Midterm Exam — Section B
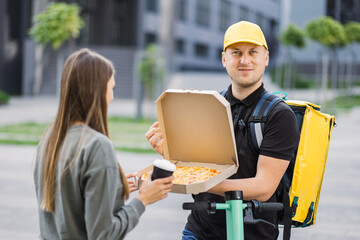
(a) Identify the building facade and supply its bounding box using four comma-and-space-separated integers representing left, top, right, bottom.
141, 0, 281, 71
0, 0, 282, 98
1, 0, 358, 98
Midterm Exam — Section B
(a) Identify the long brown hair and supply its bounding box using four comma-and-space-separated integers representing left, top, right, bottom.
41, 48, 129, 212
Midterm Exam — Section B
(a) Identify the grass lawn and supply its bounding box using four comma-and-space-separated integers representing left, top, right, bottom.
0, 117, 156, 154
1, 94, 359, 153
325, 94, 360, 115
332, 95, 360, 110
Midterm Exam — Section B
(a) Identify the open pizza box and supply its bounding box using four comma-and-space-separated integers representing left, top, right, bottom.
136, 89, 239, 194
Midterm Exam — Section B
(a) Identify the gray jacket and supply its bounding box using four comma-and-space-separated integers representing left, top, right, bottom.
34, 125, 145, 240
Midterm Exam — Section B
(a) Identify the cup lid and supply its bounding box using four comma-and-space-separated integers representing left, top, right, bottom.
153, 159, 176, 172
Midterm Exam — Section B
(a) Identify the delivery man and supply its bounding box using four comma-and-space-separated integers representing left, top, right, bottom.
146, 21, 299, 240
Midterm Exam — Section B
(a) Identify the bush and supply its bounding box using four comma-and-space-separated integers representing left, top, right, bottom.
270, 65, 316, 89
0, 91, 10, 105
294, 76, 316, 89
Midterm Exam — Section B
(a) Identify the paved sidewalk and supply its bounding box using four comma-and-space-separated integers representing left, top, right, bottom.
0, 72, 359, 239
1, 106, 359, 240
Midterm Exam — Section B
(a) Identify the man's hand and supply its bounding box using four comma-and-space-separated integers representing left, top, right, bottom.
126, 172, 138, 193
145, 121, 165, 155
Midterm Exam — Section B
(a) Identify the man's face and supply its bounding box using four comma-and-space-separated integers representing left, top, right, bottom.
222, 42, 269, 89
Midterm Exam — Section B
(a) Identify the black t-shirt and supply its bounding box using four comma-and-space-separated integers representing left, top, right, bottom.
185, 84, 299, 240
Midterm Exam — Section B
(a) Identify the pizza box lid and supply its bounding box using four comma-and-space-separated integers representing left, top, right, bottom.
156, 89, 238, 167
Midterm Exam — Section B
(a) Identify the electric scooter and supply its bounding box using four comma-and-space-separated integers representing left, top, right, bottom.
183, 190, 283, 240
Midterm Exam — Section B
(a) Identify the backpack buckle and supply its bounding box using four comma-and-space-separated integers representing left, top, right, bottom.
251, 116, 267, 123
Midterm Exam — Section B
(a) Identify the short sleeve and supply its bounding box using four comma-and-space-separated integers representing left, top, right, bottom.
259, 102, 300, 160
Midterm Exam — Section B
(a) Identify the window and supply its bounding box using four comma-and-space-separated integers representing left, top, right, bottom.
176, 39, 186, 54
219, 0, 231, 31
145, 33, 157, 47
269, 19, 277, 36
217, 47, 224, 60
196, 0, 210, 27
239, 6, 249, 21
146, 0, 158, 13
194, 43, 209, 57
327, 0, 360, 23
176, 0, 187, 21
256, 12, 264, 29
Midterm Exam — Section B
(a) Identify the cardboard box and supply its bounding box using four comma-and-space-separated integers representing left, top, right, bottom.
137, 89, 239, 194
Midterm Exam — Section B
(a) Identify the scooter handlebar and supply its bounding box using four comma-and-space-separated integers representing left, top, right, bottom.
260, 202, 284, 212
182, 202, 210, 211
246, 200, 283, 215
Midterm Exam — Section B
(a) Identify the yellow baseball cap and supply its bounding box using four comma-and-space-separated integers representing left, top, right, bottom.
223, 21, 268, 51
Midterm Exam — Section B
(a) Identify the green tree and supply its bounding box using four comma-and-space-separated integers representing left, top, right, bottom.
139, 44, 165, 99
279, 23, 306, 89
280, 24, 306, 48
29, 2, 84, 49
344, 22, 360, 95
306, 17, 346, 48
306, 16, 346, 109
28, 2, 84, 95
135, 44, 165, 120
345, 21, 360, 43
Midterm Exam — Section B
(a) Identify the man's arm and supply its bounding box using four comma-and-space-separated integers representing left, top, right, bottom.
146, 121, 291, 202
208, 154, 289, 202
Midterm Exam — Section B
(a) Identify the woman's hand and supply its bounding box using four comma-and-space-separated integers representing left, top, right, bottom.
136, 174, 173, 207
126, 172, 138, 193
145, 121, 165, 155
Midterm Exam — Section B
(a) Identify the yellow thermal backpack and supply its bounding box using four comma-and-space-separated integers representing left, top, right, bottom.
245, 91, 336, 240
285, 100, 335, 224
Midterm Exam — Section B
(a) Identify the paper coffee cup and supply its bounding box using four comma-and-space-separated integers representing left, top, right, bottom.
151, 159, 176, 180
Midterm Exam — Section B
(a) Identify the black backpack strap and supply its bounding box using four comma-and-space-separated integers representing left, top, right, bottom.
220, 90, 227, 98
248, 91, 283, 152
282, 186, 292, 240
248, 92, 289, 238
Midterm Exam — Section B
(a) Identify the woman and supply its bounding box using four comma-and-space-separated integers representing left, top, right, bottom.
34, 48, 173, 240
